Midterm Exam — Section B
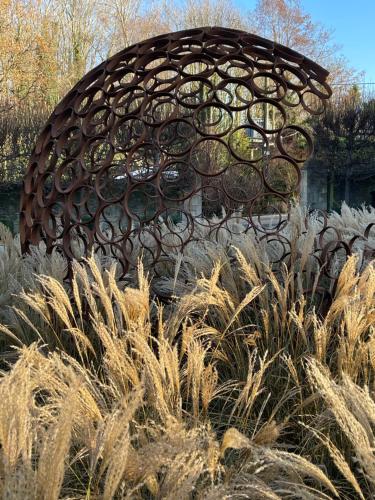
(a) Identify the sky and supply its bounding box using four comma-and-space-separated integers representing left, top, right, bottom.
235, 0, 375, 82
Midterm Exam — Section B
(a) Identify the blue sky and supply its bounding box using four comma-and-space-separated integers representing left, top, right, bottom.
236, 0, 375, 82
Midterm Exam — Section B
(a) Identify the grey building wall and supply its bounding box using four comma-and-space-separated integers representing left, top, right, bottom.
0, 184, 21, 233
303, 161, 375, 210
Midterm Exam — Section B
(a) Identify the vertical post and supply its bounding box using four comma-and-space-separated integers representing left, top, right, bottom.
300, 168, 308, 207
263, 76, 269, 130
185, 178, 202, 218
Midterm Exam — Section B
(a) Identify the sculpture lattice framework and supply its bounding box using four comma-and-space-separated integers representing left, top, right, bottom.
22, 26, 364, 290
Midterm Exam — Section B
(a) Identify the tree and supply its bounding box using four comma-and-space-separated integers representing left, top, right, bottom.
51, 0, 104, 86
0, 0, 58, 112
160, 0, 245, 32
311, 95, 375, 209
99, 0, 150, 55
0, 0, 61, 185
249, 0, 358, 84
0, 105, 48, 183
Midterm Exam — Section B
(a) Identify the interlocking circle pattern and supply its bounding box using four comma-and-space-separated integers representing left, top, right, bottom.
21, 27, 338, 280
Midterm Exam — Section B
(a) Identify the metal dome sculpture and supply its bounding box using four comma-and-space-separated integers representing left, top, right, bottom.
21, 27, 334, 279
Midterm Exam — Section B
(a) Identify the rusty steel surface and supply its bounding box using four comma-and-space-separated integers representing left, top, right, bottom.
20, 26, 372, 290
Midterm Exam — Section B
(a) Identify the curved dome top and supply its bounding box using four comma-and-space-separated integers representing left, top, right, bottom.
21, 26, 332, 278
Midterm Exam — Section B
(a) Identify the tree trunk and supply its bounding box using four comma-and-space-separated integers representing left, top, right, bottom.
327, 169, 334, 211
344, 170, 351, 206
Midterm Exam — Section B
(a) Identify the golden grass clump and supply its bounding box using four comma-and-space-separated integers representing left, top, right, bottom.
0, 204, 374, 498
